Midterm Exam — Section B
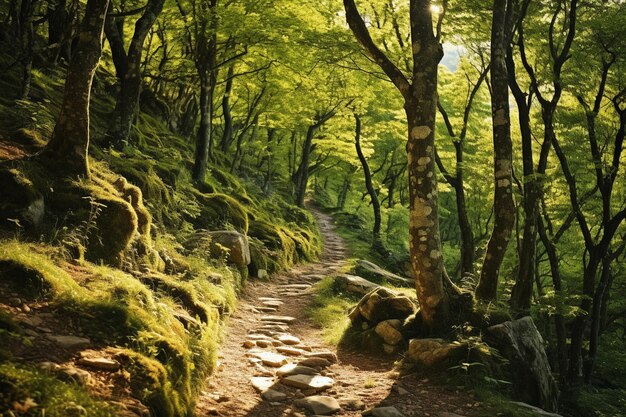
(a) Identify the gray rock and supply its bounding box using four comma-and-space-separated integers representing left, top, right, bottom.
510, 401, 563, 417
304, 351, 338, 363
277, 363, 319, 377
349, 287, 416, 325
277, 334, 300, 345
375, 320, 403, 345
250, 376, 275, 393
334, 274, 379, 296
364, 406, 406, 417
260, 315, 297, 323
0, 168, 45, 228
486, 317, 559, 412
353, 260, 412, 286
47, 335, 91, 348
299, 357, 332, 368
262, 389, 288, 401
294, 395, 341, 415
185, 230, 250, 268
276, 346, 305, 356
282, 374, 335, 391
77, 357, 120, 371
254, 351, 289, 367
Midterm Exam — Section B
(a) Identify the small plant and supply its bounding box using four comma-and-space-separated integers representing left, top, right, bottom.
363, 376, 377, 388
59, 196, 106, 260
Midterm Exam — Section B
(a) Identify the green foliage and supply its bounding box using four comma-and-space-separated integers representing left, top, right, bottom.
307, 277, 358, 345
0, 363, 117, 417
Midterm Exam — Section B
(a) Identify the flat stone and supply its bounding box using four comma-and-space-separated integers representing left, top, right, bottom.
364, 406, 406, 417
276, 346, 305, 356
255, 352, 289, 367
277, 364, 319, 377
259, 297, 282, 302
262, 300, 284, 308
305, 351, 337, 363
277, 334, 301, 345
262, 389, 288, 401
299, 357, 332, 368
261, 315, 297, 323
77, 357, 120, 372
260, 324, 290, 332
280, 292, 301, 297
257, 306, 278, 313
247, 333, 273, 340
282, 374, 335, 391
251, 376, 275, 393
19, 315, 43, 327
294, 344, 312, 352
243, 340, 256, 348
342, 398, 366, 411
510, 402, 564, 417
279, 284, 311, 289
47, 335, 90, 348
294, 395, 341, 415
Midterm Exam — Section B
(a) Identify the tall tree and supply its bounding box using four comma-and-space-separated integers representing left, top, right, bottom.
104, 0, 166, 147
475, 0, 516, 301
42, 0, 110, 177
344, 0, 460, 328
354, 113, 384, 253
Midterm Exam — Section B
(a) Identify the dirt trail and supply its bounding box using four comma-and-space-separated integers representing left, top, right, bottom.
194, 208, 488, 417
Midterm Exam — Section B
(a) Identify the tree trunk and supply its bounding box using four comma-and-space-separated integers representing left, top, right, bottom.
47, 0, 68, 63
337, 177, 350, 209
354, 114, 383, 252
294, 124, 315, 207
537, 217, 568, 386
453, 140, 475, 278
42, 0, 109, 177
19, 0, 34, 98
475, 0, 515, 301
344, 0, 453, 329
106, 0, 165, 147
193, 72, 214, 181
220, 65, 235, 152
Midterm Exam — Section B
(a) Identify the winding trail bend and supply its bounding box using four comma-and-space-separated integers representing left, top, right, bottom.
194, 208, 487, 417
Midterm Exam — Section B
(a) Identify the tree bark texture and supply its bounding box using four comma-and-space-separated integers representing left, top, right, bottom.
344, 0, 450, 329
43, 0, 110, 177
105, 0, 165, 146
475, 0, 515, 301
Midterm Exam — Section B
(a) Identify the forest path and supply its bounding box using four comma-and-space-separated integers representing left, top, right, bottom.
194, 208, 487, 417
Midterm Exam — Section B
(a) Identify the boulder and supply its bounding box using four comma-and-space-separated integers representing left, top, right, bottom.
353, 260, 412, 286
485, 317, 559, 412
185, 230, 250, 268
407, 338, 469, 369
0, 168, 44, 228
334, 274, 380, 296
375, 320, 403, 345
349, 287, 416, 324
